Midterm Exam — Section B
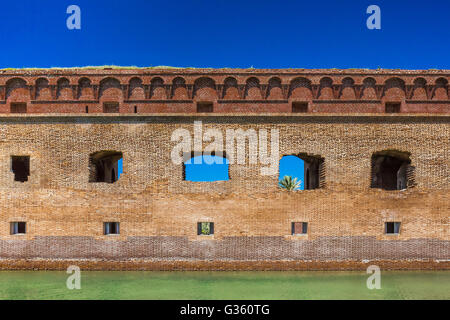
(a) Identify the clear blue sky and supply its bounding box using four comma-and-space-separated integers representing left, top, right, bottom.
0, 0, 449, 69
185, 155, 229, 182
279, 156, 304, 190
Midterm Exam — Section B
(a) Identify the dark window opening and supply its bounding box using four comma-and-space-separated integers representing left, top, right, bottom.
291, 222, 308, 235
292, 102, 308, 113
134, 106, 138, 113
85, 106, 89, 113
371, 150, 413, 190
104, 222, 120, 235
103, 102, 119, 113
298, 153, 325, 190
11, 103, 27, 113
385, 102, 401, 113
197, 222, 214, 235
385, 222, 401, 234
10, 222, 26, 234
197, 102, 213, 113
11, 156, 30, 182
89, 151, 123, 183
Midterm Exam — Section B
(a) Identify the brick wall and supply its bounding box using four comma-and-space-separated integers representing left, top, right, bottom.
0, 111, 448, 270
0, 68, 449, 114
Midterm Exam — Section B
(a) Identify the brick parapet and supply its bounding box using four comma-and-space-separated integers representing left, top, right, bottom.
0, 68, 448, 113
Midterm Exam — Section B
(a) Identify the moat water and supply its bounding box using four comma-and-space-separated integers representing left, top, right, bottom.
0, 271, 448, 300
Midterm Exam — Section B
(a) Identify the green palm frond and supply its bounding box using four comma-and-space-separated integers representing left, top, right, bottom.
278, 175, 301, 191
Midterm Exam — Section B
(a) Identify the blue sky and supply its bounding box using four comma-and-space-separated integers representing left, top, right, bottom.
3, 1, 447, 183
0, 0, 449, 69
279, 156, 304, 190
185, 155, 229, 182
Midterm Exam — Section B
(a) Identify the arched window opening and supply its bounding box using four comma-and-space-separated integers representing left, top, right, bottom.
11, 156, 30, 182
184, 153, 229, 182
371, 150, 414, 190
279, 154, 324, 190
89, 151, 123, 183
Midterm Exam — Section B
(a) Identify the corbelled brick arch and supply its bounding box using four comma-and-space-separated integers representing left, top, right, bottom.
434, 77, 449, 100
361, 77, 377, 100
171, 77, 188, 100
56, 77, 72, 100
35, 78, 51, 100
193, 77, 217, 101
383, 77, 406, 100
128, 77, 145, 100
288, 77, 312, 100
411, 77, 427, 100
340, 77, 356, 100
150, 77, 165, 100
5, 77, 29, 101
318, 77, 334, 100
77, 77, 93, 100
99, 77, 122, 101
244, 77, 261, 100
267, 77, 283, 100
223, 77, 239, 99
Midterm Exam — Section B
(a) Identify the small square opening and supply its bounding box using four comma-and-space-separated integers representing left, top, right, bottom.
11, 103, 27, 114
385, 222, 401, 234
385, 102, 401, 113
291, 222, 308, 235
197, 102, 213, 113
292, 102, 308, 113
103, 102, 119, 113
10, 222, 26, 234
11, 156, 30, 182
104, 222, 120, 235
197, 222, 214, 235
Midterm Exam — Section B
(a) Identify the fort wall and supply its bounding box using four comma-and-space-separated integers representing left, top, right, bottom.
0, 68, 448, 270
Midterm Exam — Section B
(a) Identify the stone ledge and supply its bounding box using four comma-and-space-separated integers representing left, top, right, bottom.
0, 258, 448, 271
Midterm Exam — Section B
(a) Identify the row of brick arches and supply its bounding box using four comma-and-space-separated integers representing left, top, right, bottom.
3, 76, 449, 101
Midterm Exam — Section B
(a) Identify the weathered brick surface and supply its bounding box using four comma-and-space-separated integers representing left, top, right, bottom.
0, 68, 448, 270
0, 68, 449, 114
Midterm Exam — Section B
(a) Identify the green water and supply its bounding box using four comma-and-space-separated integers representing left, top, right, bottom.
0, 271, 448, 300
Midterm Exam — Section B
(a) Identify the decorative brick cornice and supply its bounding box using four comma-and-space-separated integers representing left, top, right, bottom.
0, 68, 447, 114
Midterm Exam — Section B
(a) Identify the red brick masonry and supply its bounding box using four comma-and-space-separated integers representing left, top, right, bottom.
0, 68, 448, 114
0, 68, 448, 270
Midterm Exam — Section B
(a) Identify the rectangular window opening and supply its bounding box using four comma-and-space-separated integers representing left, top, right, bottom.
197, 222, 214, 235
104, 222, 120, 235
385, 222, 401, 234
11, 156, 30, 182
10, 103, 27, 114
103, 102, 119, 113
10, 222, 26, 235
291, 222, 308, 235
292, 102, 308, 113
385, 102, 401, 113
197, 102, 213, 113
